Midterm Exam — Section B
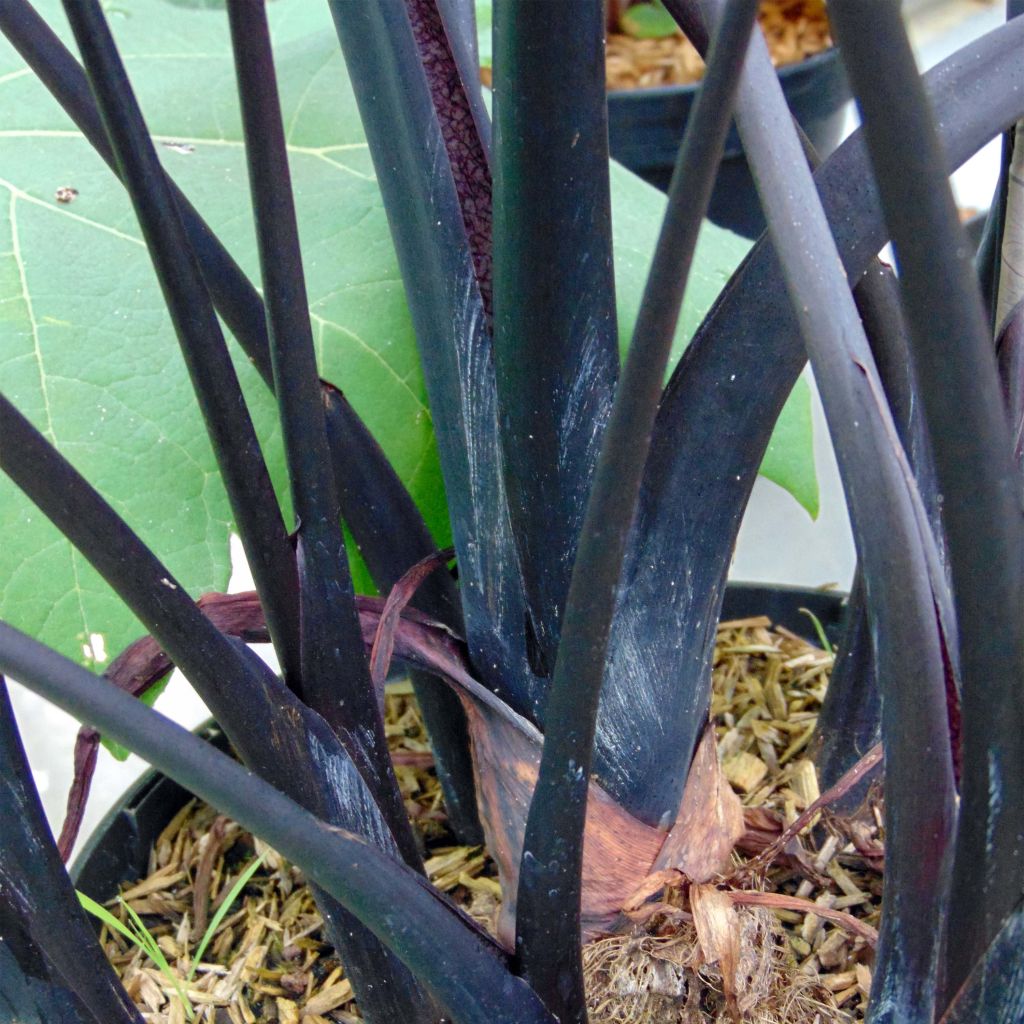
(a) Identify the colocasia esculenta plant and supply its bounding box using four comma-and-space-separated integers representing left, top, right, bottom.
1, 0, 1023, 1022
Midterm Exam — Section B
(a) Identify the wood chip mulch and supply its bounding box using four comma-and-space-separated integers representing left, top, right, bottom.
606, 0, 833, 92
92, 612, 883, 1023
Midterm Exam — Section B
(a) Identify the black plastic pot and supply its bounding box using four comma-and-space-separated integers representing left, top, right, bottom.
70, 582, 848, 899
607, 46, 850, 238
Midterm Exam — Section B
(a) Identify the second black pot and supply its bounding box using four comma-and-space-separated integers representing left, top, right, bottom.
608, 46, 850, 238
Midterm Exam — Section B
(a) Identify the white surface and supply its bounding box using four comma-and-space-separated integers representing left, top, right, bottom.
10, 0, 1008, 850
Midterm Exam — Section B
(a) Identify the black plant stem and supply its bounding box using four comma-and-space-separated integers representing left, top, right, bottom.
600, 16, 1024, 834
810, 571, 881, 805
976, 132, 1012, 327
595, 0, 946, 829
0, 624, 558, 1024
322, 385, 482, 841
703, 3, 957, 1018
328, 0, 535, 713
492, 0, 619, 679
0, 677, 144, 1024
224, 0, 419, 868
0, 394, 307, 768
513, 4, 759, 1019
829, 3, 1024, 1008
814, 262, 949, 797
58, 0, 301, 688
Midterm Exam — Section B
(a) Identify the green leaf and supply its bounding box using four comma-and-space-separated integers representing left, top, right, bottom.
0, 1, 411, 665
186, 849, 267, 983
476, 1, 492, 68
760, 373, 819, 519
620, 2, 681, 40
0, 0, 814, 674
609, 162, 819, 517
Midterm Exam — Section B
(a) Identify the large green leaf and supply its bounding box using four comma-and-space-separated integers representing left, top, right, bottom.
610, 165, 819, 518
0, 0, 812, 673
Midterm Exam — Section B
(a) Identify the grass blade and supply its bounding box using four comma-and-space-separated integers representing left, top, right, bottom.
514, 5, 759, 1019
491, 0, 619, 677
186, 850, 268, 984
118, 900, 193, 1019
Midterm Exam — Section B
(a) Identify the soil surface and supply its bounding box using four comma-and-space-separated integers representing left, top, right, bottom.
606, 0, 832, 91
89, 612, 882, 1023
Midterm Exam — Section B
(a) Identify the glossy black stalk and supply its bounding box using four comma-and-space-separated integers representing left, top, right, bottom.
513, 5, 758, 1019
0, 624, 558, 1024
322, 385, 482, 842
0, 677, 143, 1024
0, 396, 437, 1024
977, 1, 1024, 325
976, 132, 1012, 327
0, 913, 94, 1024
491, 0, 619, 679
595, 13, 1024, 825
327, 0, 536, 714
224, 0, 418, 868
939, 902, 1024, 1023
58, 0, 301, 689
0, 0, 480, 838
810, 571, 881, 807
706, 4, 957, 1018
814, 263, 948, 798
997, 299, 1024, 473
828, 3, 1024, 1007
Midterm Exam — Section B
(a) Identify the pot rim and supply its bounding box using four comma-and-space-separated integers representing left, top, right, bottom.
607, 44, 841, 103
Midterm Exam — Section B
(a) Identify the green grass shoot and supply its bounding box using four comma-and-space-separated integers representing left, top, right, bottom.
798, 607, 835, 656
77, 848, 268, 1021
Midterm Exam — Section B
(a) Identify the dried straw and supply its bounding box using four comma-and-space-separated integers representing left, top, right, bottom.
95, 614, 882, 1022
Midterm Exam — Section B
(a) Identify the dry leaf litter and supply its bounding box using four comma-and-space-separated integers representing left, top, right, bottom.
606, 0, 832, 91
93, 613, 883, 1023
